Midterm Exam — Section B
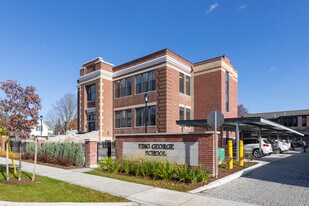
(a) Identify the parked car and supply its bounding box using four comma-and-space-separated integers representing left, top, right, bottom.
267, 139, 280, 153
291, 140, 303, 148
275, 140, 289, 153
243, 138, 273, 158
282, 140, 291, 150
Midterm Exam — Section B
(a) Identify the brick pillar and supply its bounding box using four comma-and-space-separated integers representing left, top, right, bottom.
198, 133, 217, 177
1, 136, 6, 151
85, 139, 98, 168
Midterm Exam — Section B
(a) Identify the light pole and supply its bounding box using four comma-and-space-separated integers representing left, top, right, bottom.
40, 115, 43, 137
144, 93, 149, 133
64, 121, 67, 135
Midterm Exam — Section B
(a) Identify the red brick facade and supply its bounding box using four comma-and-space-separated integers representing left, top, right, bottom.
77, 49, 238, 139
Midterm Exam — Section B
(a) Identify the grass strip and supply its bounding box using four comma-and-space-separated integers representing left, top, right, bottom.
0, 166, 127, 202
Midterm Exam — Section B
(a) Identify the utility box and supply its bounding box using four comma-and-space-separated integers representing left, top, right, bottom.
218, 148, 225, 163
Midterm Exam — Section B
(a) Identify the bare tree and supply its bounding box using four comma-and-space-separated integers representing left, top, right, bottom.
46, 93, 77, 134
238, 104, 249, 117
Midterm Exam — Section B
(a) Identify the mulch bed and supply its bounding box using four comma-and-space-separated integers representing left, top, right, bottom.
207, 161, 257, 184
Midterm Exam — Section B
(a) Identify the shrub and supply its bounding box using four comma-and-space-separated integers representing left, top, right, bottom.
196, 165, 209, 183
175, 164, 189, 183
158, 161, 174, 181
123, 159, 131, 174
151, 161, 160, 180
140, 160, 152, 177
24, 142, 85, 166
187, 169, 198, 184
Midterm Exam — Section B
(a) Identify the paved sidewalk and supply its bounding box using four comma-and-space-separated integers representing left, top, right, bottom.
0, 157, 255, 206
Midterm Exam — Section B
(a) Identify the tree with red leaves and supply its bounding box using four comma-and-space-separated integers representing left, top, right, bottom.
0, 80, 41, 181
0, 80, 41, 138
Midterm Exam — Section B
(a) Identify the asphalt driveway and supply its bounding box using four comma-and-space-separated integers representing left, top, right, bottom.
202, 151, 309, 206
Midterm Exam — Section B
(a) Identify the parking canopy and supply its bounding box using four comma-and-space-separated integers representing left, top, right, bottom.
223, 117, 304, 137
176, 117, 304, 137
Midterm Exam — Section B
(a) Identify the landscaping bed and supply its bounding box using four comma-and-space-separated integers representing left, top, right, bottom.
0, 166, 127, 202
86, 159, 257, 192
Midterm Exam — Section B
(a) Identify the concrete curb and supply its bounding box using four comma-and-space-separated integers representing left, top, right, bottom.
0, 202, 141, 206
188, 161, 267, 194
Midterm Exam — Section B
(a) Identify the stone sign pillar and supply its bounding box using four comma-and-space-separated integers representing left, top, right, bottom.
115, 132, 218, 177
85, 139, 98, 168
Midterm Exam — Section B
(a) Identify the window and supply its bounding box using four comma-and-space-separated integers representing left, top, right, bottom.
186, 108, 191, 120
284, 116, 298, 127
179, 107, 184, 120
86, 84, 96, 101
88, 112, 96, 132
135, 70, 156, 94
114, 109, 132, 128
186, 76, 190, 95
225, 71, 229, 112
179, 73, 184, 93
135, 106, 156, 126
283, 117, 288, 126
114, 77, 132, 98
302, 116, 307, 127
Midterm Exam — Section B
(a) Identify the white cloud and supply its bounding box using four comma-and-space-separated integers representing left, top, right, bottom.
237, 4, 248, 10
207, 3, 219, 13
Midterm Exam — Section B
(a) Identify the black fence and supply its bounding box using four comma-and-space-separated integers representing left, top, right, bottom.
97, 140, 115, 160
8, 141, 30, 153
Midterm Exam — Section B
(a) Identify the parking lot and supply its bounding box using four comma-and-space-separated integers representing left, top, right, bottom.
202, 151, 309, 206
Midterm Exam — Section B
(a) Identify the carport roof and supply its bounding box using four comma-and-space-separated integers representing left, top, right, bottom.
176, 117, 304, 136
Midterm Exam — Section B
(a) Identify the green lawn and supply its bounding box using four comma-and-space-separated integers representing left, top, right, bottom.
0, 167, 127, 202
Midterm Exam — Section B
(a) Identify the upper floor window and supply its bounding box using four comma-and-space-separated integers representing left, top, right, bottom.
186, 108, 191, 120
135, 106, 156, 126
186, 76, 190, 95
114, 77, 132, 98
86, 84, 96, 101
135, 70, 156, 94
302, 116, 307, 127
115, 109, 132, 128
225, 71, 229, 112
88, 112, 96, 132
179, 107, 184, 120
179, 73, 184, 93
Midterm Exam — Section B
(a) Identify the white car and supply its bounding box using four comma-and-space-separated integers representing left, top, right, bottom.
243, 138, 273, 158
276, 140, 289, 153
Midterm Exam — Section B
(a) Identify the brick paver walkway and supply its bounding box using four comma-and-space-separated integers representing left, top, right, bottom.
202, 152, 309, 206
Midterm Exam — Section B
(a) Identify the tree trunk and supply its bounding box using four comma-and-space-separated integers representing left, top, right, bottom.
18, 140, 22, 181
32, 139, 38, 181
6, 140, 9, 181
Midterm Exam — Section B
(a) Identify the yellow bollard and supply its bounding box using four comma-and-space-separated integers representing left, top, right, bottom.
239, 140, 244, 167
228, 140, 233, 169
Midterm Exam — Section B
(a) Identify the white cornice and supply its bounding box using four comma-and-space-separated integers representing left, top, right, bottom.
83, 57, 115, 67
79, 55, 192, 83
113, 55, 192, 78
78, 70, 113, 84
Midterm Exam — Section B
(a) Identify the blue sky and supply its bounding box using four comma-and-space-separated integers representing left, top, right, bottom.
0, 0, 308, 116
